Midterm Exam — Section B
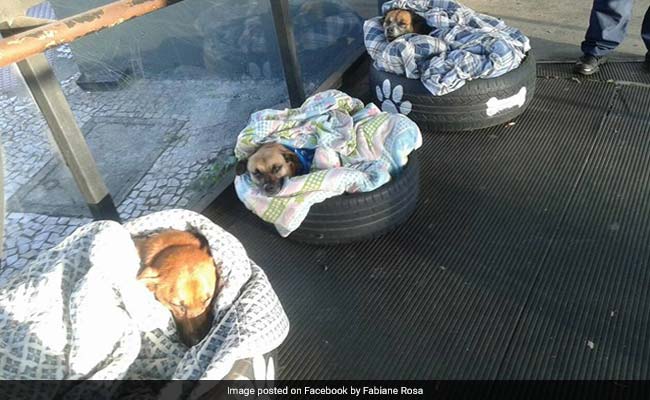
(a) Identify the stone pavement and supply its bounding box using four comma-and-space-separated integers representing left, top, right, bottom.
463, 0, 648, 61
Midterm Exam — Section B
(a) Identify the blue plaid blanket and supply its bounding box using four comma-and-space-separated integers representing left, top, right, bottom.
364, 0, 531, 96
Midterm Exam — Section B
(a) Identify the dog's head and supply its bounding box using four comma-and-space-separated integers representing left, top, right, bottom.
135, 230, 220, 347
237, 143, 300, 196
383, 9, 427, 42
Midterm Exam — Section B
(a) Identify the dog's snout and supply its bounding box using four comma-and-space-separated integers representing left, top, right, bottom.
263, 179, 284, 196
184, 335, 201, 347
175, 308, 214, 347
385, 25, 400, 41
263, 183, 277, 194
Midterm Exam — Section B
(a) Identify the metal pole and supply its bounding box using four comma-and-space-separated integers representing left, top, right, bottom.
14, 51, 121, 222
0, 0, 184, 68
270, 0, 306, 107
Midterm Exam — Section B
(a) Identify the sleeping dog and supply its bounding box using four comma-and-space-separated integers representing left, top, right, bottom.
238, 142, 314, 196
383, 9, 429, 41
134, 229, 221, 347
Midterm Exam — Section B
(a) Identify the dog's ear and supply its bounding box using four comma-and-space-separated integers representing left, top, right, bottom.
137, 266, 160, 291
235, 159, 248, 176
282, 151, 300, 175
134, 236, 165, 267
134, 237, 154, 266
412, 13, 428, 33
191, 230, 212, 254
282, 151, 299, 164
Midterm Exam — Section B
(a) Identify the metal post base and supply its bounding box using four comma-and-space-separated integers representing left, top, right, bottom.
87, 195, 121, 222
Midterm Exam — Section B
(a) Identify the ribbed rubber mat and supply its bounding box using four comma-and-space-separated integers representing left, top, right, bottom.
204, 79, 616, 379
538, 62, 650, 84
498, 85, 650, 379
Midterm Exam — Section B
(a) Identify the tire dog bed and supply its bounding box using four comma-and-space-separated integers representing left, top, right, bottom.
364, 0, 534, 131
286, 153, 420, 245
370, 52, 536, 132
235, 90, 422, 240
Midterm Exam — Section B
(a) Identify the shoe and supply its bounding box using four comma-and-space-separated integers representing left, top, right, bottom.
574, 54, 607, 76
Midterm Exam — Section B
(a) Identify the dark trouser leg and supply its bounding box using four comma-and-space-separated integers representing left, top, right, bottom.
581, 0, 634, 57
641, 5, 650, 57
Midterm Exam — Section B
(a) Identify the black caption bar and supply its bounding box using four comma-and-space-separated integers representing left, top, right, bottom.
1, 380, 650, 400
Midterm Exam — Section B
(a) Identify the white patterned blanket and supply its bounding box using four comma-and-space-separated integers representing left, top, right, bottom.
0, 210, 288, 387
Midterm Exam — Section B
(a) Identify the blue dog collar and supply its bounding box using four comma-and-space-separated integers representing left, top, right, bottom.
282, 144, 315, 176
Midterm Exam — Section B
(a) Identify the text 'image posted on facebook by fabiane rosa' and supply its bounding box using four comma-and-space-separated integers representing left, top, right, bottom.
227, 384, 425, 397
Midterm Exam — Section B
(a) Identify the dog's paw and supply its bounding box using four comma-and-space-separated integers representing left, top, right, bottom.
376, 79, 412, 115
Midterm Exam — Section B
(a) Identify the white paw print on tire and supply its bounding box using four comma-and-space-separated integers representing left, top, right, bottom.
376, 79, 412, 115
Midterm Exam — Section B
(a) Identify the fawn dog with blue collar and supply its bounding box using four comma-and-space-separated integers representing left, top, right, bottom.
134, 229, 221, 347
237, 142, 315, 196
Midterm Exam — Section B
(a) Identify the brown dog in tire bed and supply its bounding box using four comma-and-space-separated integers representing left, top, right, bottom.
364, 0, 535, 131
234, 90, 422, 245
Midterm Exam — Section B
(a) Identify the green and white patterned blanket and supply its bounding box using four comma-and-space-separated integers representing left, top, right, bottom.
235, 90, 422, 237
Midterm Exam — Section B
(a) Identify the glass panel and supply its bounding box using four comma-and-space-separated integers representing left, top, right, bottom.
1, 0, 289, 271
1, 67, 91, 272
290, 0, 378, 94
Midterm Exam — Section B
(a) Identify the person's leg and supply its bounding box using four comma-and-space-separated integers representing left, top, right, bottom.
641, 5, 650, 64
576, 0, 634, 74
581, 0, 634, 57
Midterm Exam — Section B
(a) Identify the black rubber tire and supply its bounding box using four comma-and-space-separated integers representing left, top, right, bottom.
286, 153, 420, 245
369, 52, 536, 132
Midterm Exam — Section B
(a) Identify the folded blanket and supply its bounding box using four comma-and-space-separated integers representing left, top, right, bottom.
0, 210, 288, 397
235, 90, 422, 237
364, 0, 531, 96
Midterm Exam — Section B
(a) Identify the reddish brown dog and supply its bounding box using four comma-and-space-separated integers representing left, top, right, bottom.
134, 229, 220, 347
383, 9, 429, 42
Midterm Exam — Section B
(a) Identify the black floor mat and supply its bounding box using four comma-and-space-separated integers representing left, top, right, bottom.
538, 62, 650, 85
204, 65, 650, 379
499, 84, 650, 379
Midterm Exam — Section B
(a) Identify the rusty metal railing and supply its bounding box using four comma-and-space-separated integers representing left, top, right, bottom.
0, 0, 183, 68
